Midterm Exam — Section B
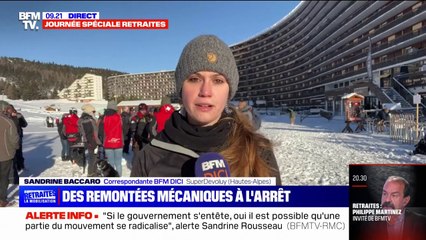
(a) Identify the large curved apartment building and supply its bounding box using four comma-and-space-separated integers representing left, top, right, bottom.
232, 1, 426, 114
107, 70, 176, 101
108, 1, 425, 115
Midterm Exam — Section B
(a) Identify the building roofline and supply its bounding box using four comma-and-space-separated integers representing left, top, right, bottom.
231, 1, 304, 47
107, 70, 175, 78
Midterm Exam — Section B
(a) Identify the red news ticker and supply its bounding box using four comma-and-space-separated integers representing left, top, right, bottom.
42, 19, 168, 30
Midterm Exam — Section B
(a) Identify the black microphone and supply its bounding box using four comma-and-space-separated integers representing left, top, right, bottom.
194, 152, 231, 177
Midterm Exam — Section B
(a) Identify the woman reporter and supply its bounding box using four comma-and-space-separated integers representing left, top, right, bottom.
130, 35, 281, 184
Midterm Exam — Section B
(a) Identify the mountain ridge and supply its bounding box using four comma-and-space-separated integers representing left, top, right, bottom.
0, 56, 125, 100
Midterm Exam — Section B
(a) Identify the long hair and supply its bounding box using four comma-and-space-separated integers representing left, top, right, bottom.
220, 107, 278, 177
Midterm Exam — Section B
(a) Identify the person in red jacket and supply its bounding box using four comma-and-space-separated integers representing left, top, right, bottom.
154, 104, 175, 133
98, 101, 123, 176
62, 108, 80, 163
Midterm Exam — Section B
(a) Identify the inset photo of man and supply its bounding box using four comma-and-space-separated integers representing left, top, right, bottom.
349, 164, 426, 240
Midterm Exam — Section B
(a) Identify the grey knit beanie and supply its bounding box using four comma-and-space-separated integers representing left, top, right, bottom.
107, 101, 118, 111
175, 35, 239, 100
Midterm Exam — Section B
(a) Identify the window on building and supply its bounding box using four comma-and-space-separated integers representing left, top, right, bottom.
403, 47, 414, 54
412, 2, 422, 11
412, 22, 422, 32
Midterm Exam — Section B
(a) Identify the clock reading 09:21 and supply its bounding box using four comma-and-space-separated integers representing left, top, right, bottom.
352, 174, 368, 182
44, 12, 63, 19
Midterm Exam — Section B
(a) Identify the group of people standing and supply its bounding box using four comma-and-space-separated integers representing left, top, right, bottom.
57, 102, 126, 177
57, 99, 176, 178
0, 102, 27, 207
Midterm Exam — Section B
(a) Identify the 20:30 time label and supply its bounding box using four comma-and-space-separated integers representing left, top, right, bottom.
352, 174, 368, 182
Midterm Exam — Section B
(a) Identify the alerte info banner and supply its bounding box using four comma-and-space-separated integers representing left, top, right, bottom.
0, 177, 349, 239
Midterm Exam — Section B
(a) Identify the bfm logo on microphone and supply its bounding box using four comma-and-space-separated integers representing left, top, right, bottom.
201, 159, 229, 177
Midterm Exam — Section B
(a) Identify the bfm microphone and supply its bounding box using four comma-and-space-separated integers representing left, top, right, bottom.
194, 152, 231, 177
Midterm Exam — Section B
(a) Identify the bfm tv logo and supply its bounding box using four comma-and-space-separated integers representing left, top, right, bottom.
201, 159, 229, 177
23, 190, 57, 203
18, 12, 41, 30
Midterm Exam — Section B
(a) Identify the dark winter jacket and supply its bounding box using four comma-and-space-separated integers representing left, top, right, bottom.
121, 111, 131, 141
133, 113, 154, 147
57, 121, 67, 140
130, 111, 281, 185
140, 117, 157, 146
377, 109, 389, 121
78, 113, 102, 150
10, 112, 27, 138
130, 111, 145, 135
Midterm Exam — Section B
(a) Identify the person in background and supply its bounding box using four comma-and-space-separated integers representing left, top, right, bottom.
45, 116, 50, 127
0, 101, 19, 207
130, 103, 147, 150
134, 103, 175, 154
238, 100, 253, 123
121, 106, 132, 155
376, 107, 389, 133
57, 113, 69, 161
62, 108, 80, 164
132, 103, 154, 150
237, 99, 261, 130
6, 104, 27, 171
4, 105, 26, 184
96, 108, 104, 122
98, 101, 123, 176
154, 103, 175, 133
131, 35, 281, 184
47, 116, 54, 128
288, 108, 297, 125
78, 104, 102, 177
55, 116, 60, 126
139, 111, 155, 148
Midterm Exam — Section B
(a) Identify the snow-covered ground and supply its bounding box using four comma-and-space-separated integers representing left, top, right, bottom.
263, 115, 425, 185
3, 96, 426, 204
